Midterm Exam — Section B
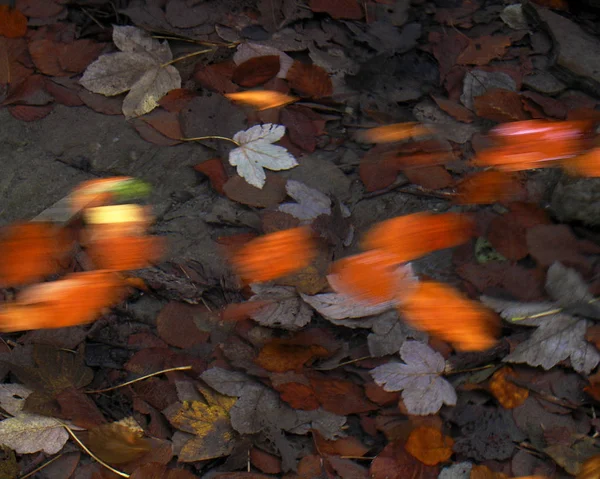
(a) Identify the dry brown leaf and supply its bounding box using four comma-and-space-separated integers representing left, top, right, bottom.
286, 61, 332, 99
86, 418, 152, 464
232, 55, 280, 87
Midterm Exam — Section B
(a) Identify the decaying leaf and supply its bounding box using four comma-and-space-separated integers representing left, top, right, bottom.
405, 426, 454, 466
80, 25, 181, 118
489, 367, 529, 409
370, 341, 457, 415
482, 263, 600, 374
86, 417, 152, 464
225, 90, 298, 111
229, 227, 316, 284
229, 123, 298, 189
163, 386, 237, 462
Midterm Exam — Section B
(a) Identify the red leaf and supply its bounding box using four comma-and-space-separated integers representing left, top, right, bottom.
79, 89, 123, 115
474, 88, 529, 122
370, 440, 439, 479
456, 35, 512, 65
286, 61, 332, 99
403, 165, 453, 190
194, 62, 239, 94
158, 88, 196, 113
309, 0, 363, 19
232, 55, 280, 87
44, 77, 84, 106
8, 103, 53, 121
131, 119, 180, 146
486, 213, 530, 261
309, 374, 377, 415
431, 95, 475, 122
0, 5, 27, 38
58, 39, 105, 74
250, 448, 281, 474
280, 105, 324, 153
140, 109, 183, 141
156, 302, 212, 349
194, 158, 229, 195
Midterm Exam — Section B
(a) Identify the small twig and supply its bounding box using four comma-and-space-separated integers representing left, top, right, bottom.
80, 8, 105, 29
180, 135, 240, 147
152, 35, 238, 48
161, 48, 215, 67
19, 454, 63, 479
85, 365, 192, 394
510, 298, 598, 322
445, 364, 495, 375
60, 422, 129, 478
314, 356, 372, 371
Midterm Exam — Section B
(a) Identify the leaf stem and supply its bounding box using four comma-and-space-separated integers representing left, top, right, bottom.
152, 36, 239, 49
85, 365, 192, 394
511, 308, 563, 322
60, 422, 129, 478
161, 48, 215, 67
180, 135, 240, 147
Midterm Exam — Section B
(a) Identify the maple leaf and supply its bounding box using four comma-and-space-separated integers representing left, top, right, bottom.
163, 385, 238, 462
482, 262, 600, 374
370, 341, 457, 415
80, 25, 181, 118
229, 124, 298, 189
277, 180, 331, 222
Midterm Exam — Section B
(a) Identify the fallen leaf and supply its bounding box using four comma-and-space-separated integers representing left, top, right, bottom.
355, 122, 431, 144
0, 6, 27, 38
86, 418, 152, 464
229, 227, 316, 284
405, 427, 454, 466
232, 55, 280, 87
286, 61, 332, 99
313, 429, 369, 457
163, 386, 238, 462
371, 341, 457, 415
0, 222, 71, 287
194, 158, 228, 195
248, 284, 313, 330
229, 123, 298, 189
489, 367, 529, 409
370, 439, 439, 479
255, 342, 328, 372
0, 271, 128, 332
309, 374, 377, 415
301, 291, 394, 321
250, 448, 282, 474
156, 302, 210, 349
399, 281, 500, 352
474, 88, 529, 123
7, 104, 53, 121
278, 180, 331, 222
80, 25, 181, 118
280, 105, 325, 153
233, 42, 293, 79
309, 0, 363, 19
457, 35, 512, 66
361, 212, 475, 263
223, 173, 288, 208
225, 90, 297, 110
403, 166, 454, 190
158, 88, 196, 112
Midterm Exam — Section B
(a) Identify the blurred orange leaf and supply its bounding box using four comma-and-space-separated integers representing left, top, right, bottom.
0, 6, 27, 38
405, 427, 454, 466
361, 212, 474, 263
0, 271, 127, 332
86, 235, 165, 271
473, 145, 556, 172
230, 227, 316, 283
225, 90, 297, 111
286, 61, 332, 99
329, 251, 409, 305
577, 454, 600, 479
454, 170, 526, 205
86, 417, 152, 464
399, 281, 499, 352
355, 122, 432, 144
488, 367, 529, 409
561, 147, 600, 177
70, 176, 133, 213
0, 222, 72, 287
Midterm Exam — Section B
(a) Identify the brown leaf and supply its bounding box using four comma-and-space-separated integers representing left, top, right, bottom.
474, 88, 529, 123
86, 418, 152, 464
139, 109, 183, 141
44, 77, 84, 106
132, 119, 180, 146
223, 173, 287, 208
255, 342, 328, 372
309, 0, 363, 19
8, 104, 53, 121
403, 166, 453, 190
486, 213, 530, 261
156, 302, 211, 349
309, 374, 377, 415
405, 427, 454, 466
158, 88, 196, 112
194, 62, 239, 94
28, 39, 64, 76
232, 55, 280, 87
56, 387, 106, 429
194, 158, 229, 195
58, 40, 105, 74
370, 439, 439, 479
280, 105, 325, 153
313, 429, 369, 457
15, 0, 64, 18
3, 74, 52, 105
250, 448, 282, 474
0, 37, 33, 86
457, 35, 511, 65
431, 96, 475, 123
286, 61, 332, 99
0, 6, 27, 38
79, 89, 123, 115
275, 381, 320, 410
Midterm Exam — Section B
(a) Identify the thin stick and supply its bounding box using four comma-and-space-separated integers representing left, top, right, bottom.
161, 48, 215, 67
314, 356, 372, 371
19, 454, 63, 479
445, 364, 495, 375
180, 135, 240, 147
152, 35, 238, 48
85, 365, 192, 394
60, 422, 129, 478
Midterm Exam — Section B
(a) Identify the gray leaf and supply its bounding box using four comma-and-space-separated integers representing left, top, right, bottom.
122, 64, 181, 118
251, 285, 312, 330
301, 291, 394, 321
368, 310, 426, 357
545, 262, 593, 306
370, 341, 456, 415
481, 296, 557, 326
200, 367, 257, 397
278, 180, 331, 221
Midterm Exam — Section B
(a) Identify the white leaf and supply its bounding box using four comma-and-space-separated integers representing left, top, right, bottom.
80, 25, 181, 118
0, 413, 68, 454
122, 65, 181, 118
229, 124, 298, 189
371, 341, 456, 415
278, 180, 331, 221
233, 42, 293, 78
301, 292, 394, 321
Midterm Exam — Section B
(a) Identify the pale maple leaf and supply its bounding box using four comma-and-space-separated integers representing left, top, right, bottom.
229, 124, 298, 189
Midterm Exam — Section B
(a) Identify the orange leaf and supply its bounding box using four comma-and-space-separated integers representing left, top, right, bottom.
255, 342, 329, 372
578, 454, 600, 479
470, 465, 509, 479
286, 61, 332, 99
0, 6, 27, 38
0, 222, 72, 287
194, 158, 229, 195
86, 235, 165, 272
490, 120, 588, 146
0, 271, 127, 332
454, 170, 526, 205
561, 147, 600, 177
225, 90, 297, 111
399, 281, 499, 352
230, 227, 316, 283
355, 122, 432, 144
328, 251, 408, 305
488, 367, 529, 409
404, 426, 454, 466
361, 212, 474, 263
472, 145, 558, 172
232, 55, 280, 87
473, 88, 529, 123
86, 417, 152, 464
